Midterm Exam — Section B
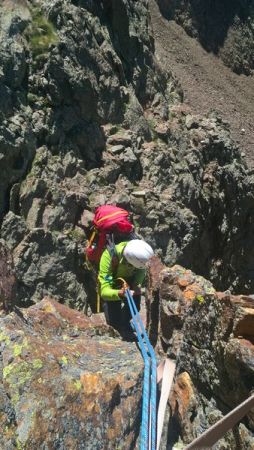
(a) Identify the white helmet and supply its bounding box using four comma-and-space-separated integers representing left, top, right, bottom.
123, 239, 154, 269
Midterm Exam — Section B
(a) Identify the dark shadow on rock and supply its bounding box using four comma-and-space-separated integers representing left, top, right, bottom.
166, 413, 182, 450
157, 0, 252, 55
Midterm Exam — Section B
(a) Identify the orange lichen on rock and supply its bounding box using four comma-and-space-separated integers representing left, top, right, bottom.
170, 372, 195, 419
183, 288, 198, 302
0, 297, 143, 449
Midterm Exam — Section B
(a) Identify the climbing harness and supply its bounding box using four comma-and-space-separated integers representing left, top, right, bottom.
96, 278, 101, 314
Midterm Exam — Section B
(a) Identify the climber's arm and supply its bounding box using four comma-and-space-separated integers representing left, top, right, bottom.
98, 249, 122, 301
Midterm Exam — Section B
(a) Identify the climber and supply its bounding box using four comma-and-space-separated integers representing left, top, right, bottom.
98, 239, 154, 337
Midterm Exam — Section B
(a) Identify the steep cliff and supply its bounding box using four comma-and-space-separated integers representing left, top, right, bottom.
1, 2, 254, 449
1, 1, 254, 310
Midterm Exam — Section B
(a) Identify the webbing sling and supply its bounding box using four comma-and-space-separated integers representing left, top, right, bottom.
156, 359, 176, 450
185, 394, 254, 449
124, 287, 157, 450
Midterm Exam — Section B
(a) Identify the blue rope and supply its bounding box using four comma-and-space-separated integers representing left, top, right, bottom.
125, 290, 150, 449
125, 288, 157, 450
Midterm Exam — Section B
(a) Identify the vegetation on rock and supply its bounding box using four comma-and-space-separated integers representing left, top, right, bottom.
24, 7, 58, 58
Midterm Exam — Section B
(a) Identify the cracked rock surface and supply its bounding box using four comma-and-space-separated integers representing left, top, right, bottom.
146, 259, 254, 449
0, 298, 143, 449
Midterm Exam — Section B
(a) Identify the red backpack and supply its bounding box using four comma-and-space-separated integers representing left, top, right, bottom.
85, 205, 134, 265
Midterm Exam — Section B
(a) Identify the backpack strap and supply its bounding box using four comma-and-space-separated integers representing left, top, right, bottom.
106, 233, 116, 258
88, 228, 97, 247
85, 229, 97, 269
106, 234, 119, 274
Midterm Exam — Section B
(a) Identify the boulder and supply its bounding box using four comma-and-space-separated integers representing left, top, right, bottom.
9, 228, 91, 310
0, 298, 143, 449
146, 262, 254, 449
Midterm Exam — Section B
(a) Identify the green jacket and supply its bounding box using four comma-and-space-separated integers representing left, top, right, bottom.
98, 241, 146, 301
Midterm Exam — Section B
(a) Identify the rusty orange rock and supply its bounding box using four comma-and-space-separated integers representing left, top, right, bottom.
0, 298, 143, 449
170, 372, 195, 420
234, 307, 254, 340
183, 288, 197, 301
146, 263, 254, 448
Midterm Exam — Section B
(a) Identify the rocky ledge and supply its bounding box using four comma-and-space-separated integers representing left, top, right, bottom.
0, 298, 143, 450
147, 257, 254, 449
1, 253, 254, 449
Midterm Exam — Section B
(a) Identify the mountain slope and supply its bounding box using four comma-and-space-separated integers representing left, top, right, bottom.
149, 0, 254, 167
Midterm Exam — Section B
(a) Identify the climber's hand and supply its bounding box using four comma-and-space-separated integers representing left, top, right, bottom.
118, 287, 126, 298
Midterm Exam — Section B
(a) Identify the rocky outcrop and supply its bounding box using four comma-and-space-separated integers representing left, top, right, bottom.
0, 0, 171, 214
147, 260, 254, 449
1, 0, 254, 310
4, 107, 254, 309
0, 297, 143, 449
97, 110, 254, 295
156, 0, 254, 75
0, 0, 178, 310
0, 0, 36, 219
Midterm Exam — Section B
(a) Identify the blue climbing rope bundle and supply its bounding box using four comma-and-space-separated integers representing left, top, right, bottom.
124, 287, 157, 450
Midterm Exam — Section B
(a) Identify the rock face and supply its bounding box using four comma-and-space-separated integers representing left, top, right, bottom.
0, 0, 36, 218
147, 260, 254, 449
0, 0, 176, 310
156, 0, 254, 75
0, 298, 143, 449
1, 2, 254, 448
2, 213, 94, 309
1, 0, 254, 309
93, 110, 254, 295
